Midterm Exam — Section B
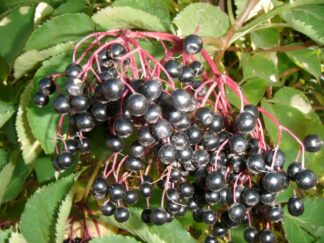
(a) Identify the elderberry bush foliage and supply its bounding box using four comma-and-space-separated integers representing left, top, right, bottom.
33, 30, 323, 243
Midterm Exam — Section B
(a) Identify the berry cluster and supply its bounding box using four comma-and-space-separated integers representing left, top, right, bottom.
33, 30, 322, 243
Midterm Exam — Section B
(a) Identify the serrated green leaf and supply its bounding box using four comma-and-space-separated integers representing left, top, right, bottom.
27, 53, 71, 154
16, 82, 41, 164
35, 155, 56, 184
285, 47, 321, 78
282, 4, 324, 45
282, 214, 315, 243
226, 78, 267, 107
53, 0, 91, 16
112, 0, 170, 30
0, 100, 15, 129
8, 232, 28, 243
24, 13, 95, 50
20, 174, 75, 243
90, 235, 140, 243
14, 41, 74, 79
0, 6, 35, 65
172, 3, 230, 37
100, 207, 196, 243
0, 151, 19, 205
55, 190, 74, 243
0, 148, 10, 170
2, 155, 32, 203
92, 6, 166, 32
241, 53, 278, 85
250, 28, 280, 48
272, 86, 321, 122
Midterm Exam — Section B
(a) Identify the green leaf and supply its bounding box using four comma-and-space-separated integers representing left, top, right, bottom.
226, 78, 267, 107
285, 47, 322, 78
282, 4, 324, 45
92, 6, 166, 32
172, 3, 230, 37
2, 155, 32, 203
20, 174, 75, 243
27, 53, 71, 154
16, 82, 42, 164
0, 55, 8, 82
35, 155, 56, 184
100, 207, 196, 243
0, 100, 15, 129
91, 235, 140, 243
231, 226, 246, 242
24, 13, 95, 50
250, 28, 280, 48
112, 0, 170, 30
0, 6, 35, 65
14, 41, 74, 79
0, 151, 19, 205
271, 86, 321, 123
53, 0, 91, 16
235, 0, 248, 17
8, 232, 28, 243
0, 148, 10, 170
55, 190, 74, 243
283, 197, 324, 242
241, 53, 278, 85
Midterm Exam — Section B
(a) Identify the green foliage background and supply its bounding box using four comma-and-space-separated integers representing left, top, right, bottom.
0, 0, 323, 242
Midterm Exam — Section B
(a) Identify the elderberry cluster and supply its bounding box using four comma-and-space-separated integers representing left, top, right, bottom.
33, 31, 322, 243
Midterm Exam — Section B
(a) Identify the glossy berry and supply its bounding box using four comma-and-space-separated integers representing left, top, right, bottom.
244, 227, 258, 242
183, 34, 203, 54
258, 230, 275, 243
206, 172, 225, 191
213, 222, 227, 237
236, 111, 256, 133
138, 126, 156, 146
266, 149, 286, 168
33, 92, 49, 107
247, 154, 265, 174
260, 191, 276, 205
171, 132, 189, 150
101, 78, 125, 101
241, 187, 260, 207
158, 143, 177, 165
54, 95, 70, 114
187, 125, 203, 145
114, 207, 130, 222
143, 79, 162, 101
55, 151, 73, 169
287, 161, 302, 181
106, 136, 123, 152
92, 177, 108, 199
101, 202, 115, 216
70, 95, 89, 112
139, 182, 153, 198
125, 190, 138, 204
229, 134, 248, 153
295, 169, 317, 190
179, 182, 194, 198
208, 114, 224, 133
243, 104, 259, 118
38, 77, 56, 95
203, 210, 217, 225
113, 117, 133, 138
76, 113, 95, 132
171, 89, 192, 112
141, 208, 152, 223
144, 103, 162, 124
125, 156, 143, 171
267, 205, 283, 222
65, 78, 83, 96
228, 203, 246, 223
130, 142, 145, 158
150, 208, 168, 225
262, 172, 285, 193
152, 119, 172, 140
164, 60, 182, 78
205, 235, 217, 243
195, 107, 214, 127
303, 134, 322, 152
177, 146, 193, 162
109, 184, 126, 201
205, 191, 220, 205
126, 93, 149, 116
65, 63, 82, 78
202, 132, 219, 151
65, 139, 77, 154
288, 197, 304, 216
192, 149, 210, 167
108, 44, 126, 58
179, 66, 195, 83
77, 137, 91, 153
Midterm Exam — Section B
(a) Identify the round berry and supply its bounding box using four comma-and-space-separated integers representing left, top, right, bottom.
179, 182, 194, 198
113, 117, 133, 138
287, 161, 302, 181
125, 156, 143, 171
189, 60, 204, 75
65, 78, 83, 96
151, 119, 172, 140
125, 190, 138, 204
164, 60, 182, 78
38, 77, 56, 95
130, 142, 145, 158
195, 107, 215, 127
158, 143, 177, 165
144, 103, 162, 124
65, 63, 82, 78
54, 95, 70, 114
105, 136, 123, 152
303, 134, 322, 152
206, 172, 225, 191
126, 93, 149, 117
143, 79, 162, 101
183, 34, 203, 54
171, 89, 192, 112
33, 92, 49, 107
70, 95, 89, 112
179, 66, 195, 83
262, 172, 285, 193
150, 208, 168, 225
267, 205, 283, 222
101, 78, 125, 101
288, 197, 304, 216
76, 137, 91, 153
76, 113, 95, 132
114, 207, 129, 222
295, 169, 317, 190
229, 134, 248, 153
243, 104, 259, 118
101, 202, 115, 216
258, 230, 275, 243
236, 111, 256, 133
244, 227, 258, 243
141, 208, 152, 223
109, 184, 126, 201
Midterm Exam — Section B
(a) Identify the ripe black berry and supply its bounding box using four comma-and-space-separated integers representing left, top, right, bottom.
65, 63, 82, 78
244, 227, 258, 242
258, 230, 275, 243
114, 207, 130, 222
54, 95, 70, 114
150, 208, 168, 225
143, 79, 162, 101
288, 197, 304, 216
106, 136, 123, 152
206, 172, 225, 191
126, 93, 149, 116
183, 34, 203, 54
33, 92, 49, 107
303, 134, 322, 152
236, 111, 256, 133
38, 77, 56, 95
113, 117, 133, 138
101, 202, 115, 216
164, 60, 182, 78
295, 169, 317, 190
125, 156, 143, 171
